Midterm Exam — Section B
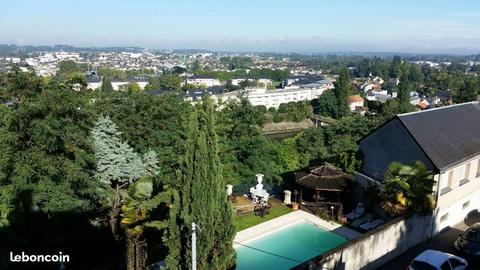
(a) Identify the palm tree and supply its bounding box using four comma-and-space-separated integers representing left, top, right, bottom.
120, 177, 170, 270
380, 161, 436, 215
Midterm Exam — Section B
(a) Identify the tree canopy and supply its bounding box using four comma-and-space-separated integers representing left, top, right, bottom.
333, 68, 355, 118
165, 97, 236, 270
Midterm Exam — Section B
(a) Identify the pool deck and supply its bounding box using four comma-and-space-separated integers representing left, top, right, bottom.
234, 210, 361, 245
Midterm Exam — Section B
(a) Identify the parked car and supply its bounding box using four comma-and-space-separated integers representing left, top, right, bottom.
454, 224, 480, 259
408, 250, 468, 270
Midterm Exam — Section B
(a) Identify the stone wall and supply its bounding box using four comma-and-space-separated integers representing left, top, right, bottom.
292, 214, 435, 270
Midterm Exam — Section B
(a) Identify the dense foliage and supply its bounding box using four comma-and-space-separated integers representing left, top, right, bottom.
145, 74, 182, 91
333, 68, 355, 118
379, 161, 436, 215
165, 98, 236, 270
0, 54, 477, 268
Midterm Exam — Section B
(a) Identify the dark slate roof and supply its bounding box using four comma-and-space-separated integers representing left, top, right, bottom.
288, 74, 326, 85
207, 85, 225, 94
185, 89, 208, 101
435, 91, 453, 100
183, 86, 225, 99
397, 102, 480, 171
188, 74, 217, 80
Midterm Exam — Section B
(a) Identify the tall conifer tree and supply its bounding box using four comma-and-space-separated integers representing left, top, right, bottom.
397, 65, 412, 113
165, 97, 236, 270
101, 76, 114, 92
333, 68, 354, 118
92, 115, 147, 236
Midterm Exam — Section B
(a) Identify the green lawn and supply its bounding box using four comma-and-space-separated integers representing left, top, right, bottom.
235, 205, 293, 232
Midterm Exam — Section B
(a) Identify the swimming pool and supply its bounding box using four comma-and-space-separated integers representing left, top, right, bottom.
235, 220, 347, 270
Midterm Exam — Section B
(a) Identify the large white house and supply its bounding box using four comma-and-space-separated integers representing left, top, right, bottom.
186, 74, 221, 87
359, 102, 480, 234
348, 94, 365, 113
87, 79, 149, 91
231, 77, 272, 86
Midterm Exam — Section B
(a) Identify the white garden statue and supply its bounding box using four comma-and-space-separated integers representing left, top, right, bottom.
284, 190, 292, 205
226, 184, 233, 197
250, 174, 269, 203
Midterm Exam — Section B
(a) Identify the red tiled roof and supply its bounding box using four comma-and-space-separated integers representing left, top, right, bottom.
348, 94, 364, 103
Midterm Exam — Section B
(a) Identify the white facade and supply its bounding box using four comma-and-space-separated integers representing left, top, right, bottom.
349, 101, 364, 111
215, 86, 328, 109
87, 81, 148, 91
231, 78, 272, 86
186, 78, 221, 87
365, 90, 395, 102
410, 91, 421, 106
247, 86, 330, 108
231, 78, 249, 86
434, 157, 480, 233
247, 88, 312, 108
372, 76, 384, 85
257, 78, 273, 86
56, 52, 81, 60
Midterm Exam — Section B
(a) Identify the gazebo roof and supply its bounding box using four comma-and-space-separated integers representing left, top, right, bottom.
295, 163, 352, 191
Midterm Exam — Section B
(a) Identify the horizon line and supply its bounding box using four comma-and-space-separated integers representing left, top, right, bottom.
1, 43, 479, 56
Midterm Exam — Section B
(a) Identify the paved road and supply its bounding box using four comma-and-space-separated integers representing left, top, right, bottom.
378, 212, 480, 270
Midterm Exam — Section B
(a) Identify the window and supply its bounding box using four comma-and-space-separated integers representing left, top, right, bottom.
464, 163, 471, 180
463, 201, 470, 209
459, 178, 469, 186
440, 213, 449, 223
441, 171, 454, 195
448, 171, 454, 186
477, 160, 480, 178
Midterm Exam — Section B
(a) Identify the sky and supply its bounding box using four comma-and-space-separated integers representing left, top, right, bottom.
1, 0, 480, 54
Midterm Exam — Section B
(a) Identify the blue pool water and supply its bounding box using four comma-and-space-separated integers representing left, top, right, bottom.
235, 221, 347, 270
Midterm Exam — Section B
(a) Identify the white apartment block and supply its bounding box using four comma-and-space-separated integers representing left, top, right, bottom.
186, 75, 221, 87
215, 86, 330, 109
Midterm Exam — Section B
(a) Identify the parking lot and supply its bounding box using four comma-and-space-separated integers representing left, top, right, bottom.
378, 212, 480, 270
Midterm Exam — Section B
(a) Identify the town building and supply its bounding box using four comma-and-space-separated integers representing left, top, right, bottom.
231, 77, 272, 86
185, 74, 221, 87
365, 89, 396, 102
246, 87, 313, 108
215, 84, 331, 109
184, 86, 225, 103
87, 78, 149, 91
348, 94, 365, 114
358, 102, 480, 233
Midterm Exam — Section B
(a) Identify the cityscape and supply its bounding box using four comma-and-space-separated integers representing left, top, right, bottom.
1, 1, 480, 270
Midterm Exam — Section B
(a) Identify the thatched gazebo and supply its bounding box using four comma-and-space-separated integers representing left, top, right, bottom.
295, 163, 354, 218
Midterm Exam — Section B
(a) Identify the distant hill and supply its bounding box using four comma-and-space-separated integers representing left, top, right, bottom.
0, 44, 146, 56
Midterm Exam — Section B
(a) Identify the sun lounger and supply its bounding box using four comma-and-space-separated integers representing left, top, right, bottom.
359, 218, 385, 231
345, 203, 365, 220
350, 214, 373, 228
